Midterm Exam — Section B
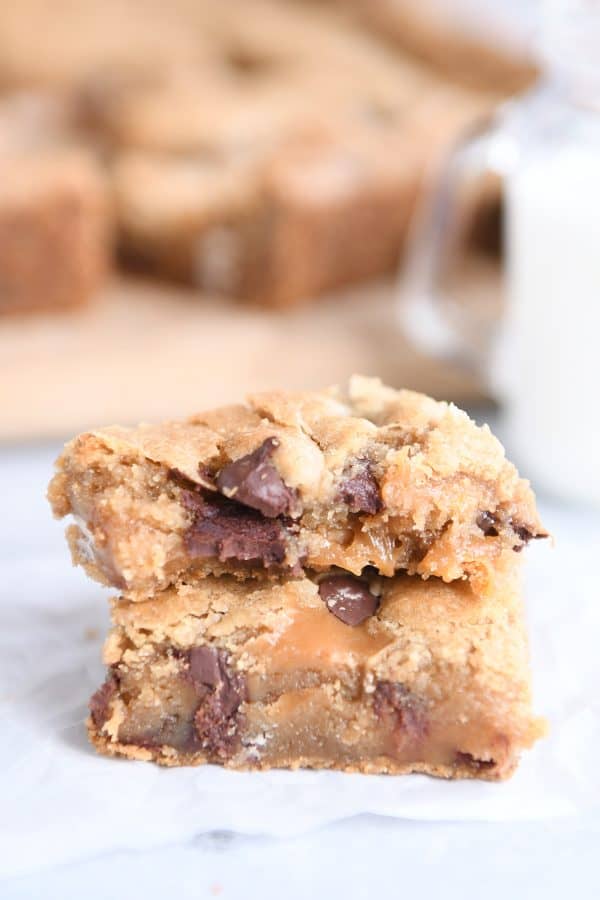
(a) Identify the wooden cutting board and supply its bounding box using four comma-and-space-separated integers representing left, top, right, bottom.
0, 274, 491, 442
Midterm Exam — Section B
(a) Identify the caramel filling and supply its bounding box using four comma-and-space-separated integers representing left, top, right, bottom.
242, 598, 392, 702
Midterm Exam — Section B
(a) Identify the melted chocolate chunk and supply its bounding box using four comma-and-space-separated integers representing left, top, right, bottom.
194, 694, 239, 758
183, 646, 247, 758
339, 459, 383, 515
188, 645, 222, 689
318, 575, 379, 626
373, 682, 428, 743
477, 510, 499, 537
216, 437, 297, 518
182, 490, 289, 568
89, 674, 118, 729
455, 751, 496, 771
512, 523, 539, 547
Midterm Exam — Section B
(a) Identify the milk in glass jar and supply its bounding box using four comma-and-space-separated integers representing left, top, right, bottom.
400, 0, 600, 506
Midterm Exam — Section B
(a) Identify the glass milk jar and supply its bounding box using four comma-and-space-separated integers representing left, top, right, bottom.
399, 2, 600, 506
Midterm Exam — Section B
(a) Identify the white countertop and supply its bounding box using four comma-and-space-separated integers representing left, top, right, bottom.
1, 438, 598, 900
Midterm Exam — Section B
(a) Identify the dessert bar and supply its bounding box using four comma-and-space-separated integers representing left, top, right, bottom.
49, 376, 546, 599
89, 570, 545, 778
0, 93, 111, 314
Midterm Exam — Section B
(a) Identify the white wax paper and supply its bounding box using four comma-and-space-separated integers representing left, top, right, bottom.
1, 503, 599, 879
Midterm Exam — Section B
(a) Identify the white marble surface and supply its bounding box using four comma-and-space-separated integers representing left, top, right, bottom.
0, 430, 598, 899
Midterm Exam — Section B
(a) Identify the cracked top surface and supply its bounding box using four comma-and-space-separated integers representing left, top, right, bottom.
49, 375, 546, 599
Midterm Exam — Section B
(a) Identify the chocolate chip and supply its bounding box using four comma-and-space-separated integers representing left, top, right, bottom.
477, 511, 499, 537
512, 530, 534, 551
373, 681, 428, 743
339, 459, 382, 515
511, 521, 548, 552
89, 674, 118, 729
188, 646, 222, 690
318, 575, 379, 626
513, 524, 534, 543
455, 751, 496, 771
476, 513, 547, 551
183, 647, 247, 758
216, 437, 297, 518
182, 490, 289, 568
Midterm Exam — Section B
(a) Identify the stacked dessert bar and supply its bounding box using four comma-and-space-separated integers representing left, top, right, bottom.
49, 376, 547, 779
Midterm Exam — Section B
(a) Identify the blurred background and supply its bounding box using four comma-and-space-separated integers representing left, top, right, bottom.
0, 0, 542, 441
1, 0, 599, 508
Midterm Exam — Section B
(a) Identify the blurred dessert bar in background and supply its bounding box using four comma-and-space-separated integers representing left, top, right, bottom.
0, 93, 111, 314
345, 0, 536, 92
104, 72, 492, 307
0, 0, 525, 311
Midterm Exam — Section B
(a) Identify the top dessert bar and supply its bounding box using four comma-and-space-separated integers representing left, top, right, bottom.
49, 377, 546, 600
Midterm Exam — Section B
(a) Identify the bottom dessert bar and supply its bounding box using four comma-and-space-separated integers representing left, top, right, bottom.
89, 571, 545, 780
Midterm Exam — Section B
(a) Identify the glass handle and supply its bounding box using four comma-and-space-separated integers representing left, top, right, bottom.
398, 109, 517, 374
